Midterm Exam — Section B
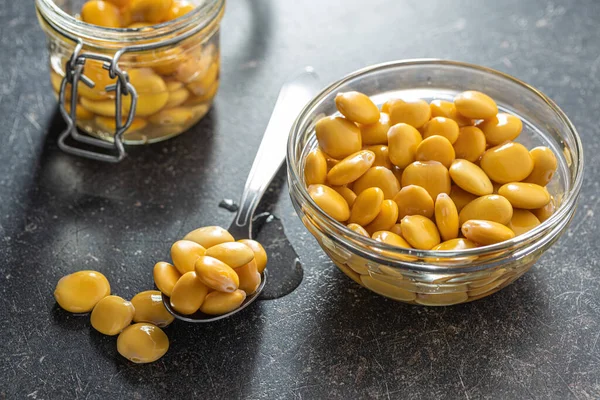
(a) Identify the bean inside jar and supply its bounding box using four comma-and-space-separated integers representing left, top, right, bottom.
304, 90, 559, 250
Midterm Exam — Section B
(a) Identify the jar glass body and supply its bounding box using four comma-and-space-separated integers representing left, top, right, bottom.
287, 60, 583, 306
36, 0, 224, 144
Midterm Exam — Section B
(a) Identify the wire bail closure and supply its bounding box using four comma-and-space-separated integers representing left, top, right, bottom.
58, 41, 138, 163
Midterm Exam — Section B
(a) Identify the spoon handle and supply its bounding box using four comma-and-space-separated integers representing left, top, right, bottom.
229, 67, 320, 239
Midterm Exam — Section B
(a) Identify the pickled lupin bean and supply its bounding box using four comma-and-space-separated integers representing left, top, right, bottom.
364, 145, 392, 169
234, 260, 261, 294
429, 100, 472, 127
449, 184, 478, 212
237, 239, 268, 273
205, 242, 255, 268
524, 146, 558, 186
349, 187, 384, 226
415, 135, 455, 168
421, 116, 460, 144
432, 238, 478, 251
170, 240, 206, 274
194, 256, 240, 292
117, 323, 169, 364
497, 182, 550, 209
54, 270, 111, 313
372, 230, 412, 249
153, 261, 181, 297
360, 275, 416, 302
533, 196, 556, 222
387, 123, 422, 169
81, 1, 122, 28
304, 148, 328, 185
400, 215, 441, 250
480, 142, 534, 184
90, 295, 135, 336
508, 209, 541, 235
130, 0, 174, 23
125, 68, 169, 116
332, 186, 357, 207
167, 0, 195, 20
352, 166, 401, 200
401, 161, 451, 200
435, 193, 459, 241
347, 223, 369, 237
308, 184, 350, 222
360, 113, 391, 145
454, 90, 498, 119
148, 107, 195, 126
131, 290, 174, 327
326, 150, 375, 186
164, 87, 190, 108
315, 116, 362, 159
365, 199, 399, 234
388, 99, 431, 128
199, 290, 247, 315
458, 194, 513, 225
461, 220, 516, 245
393, 185, 434, 219
169, 271, 209, 315
184, 226, 234, 248
335, 91, 380, 124
449, 159, 493, 196
95, 116, 148, 133
453, 126, 486, 162
476, 113, 522, 145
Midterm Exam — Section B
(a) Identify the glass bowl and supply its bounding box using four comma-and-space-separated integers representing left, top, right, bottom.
287, 59, 584, 306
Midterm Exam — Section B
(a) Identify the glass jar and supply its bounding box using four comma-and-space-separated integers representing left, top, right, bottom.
36, 0, 225, 162
287, 60, 584, 306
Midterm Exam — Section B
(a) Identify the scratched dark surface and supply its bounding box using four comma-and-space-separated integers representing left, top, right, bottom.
1, 0, 600, 399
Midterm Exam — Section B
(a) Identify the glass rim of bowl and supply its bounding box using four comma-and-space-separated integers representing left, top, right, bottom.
287, 59, 584, 272
36, 0, 224, 45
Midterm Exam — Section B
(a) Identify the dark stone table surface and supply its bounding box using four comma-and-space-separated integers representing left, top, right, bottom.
1, 0, 600, 398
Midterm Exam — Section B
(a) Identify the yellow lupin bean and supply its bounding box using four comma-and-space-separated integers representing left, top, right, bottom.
90, 295, 135, 336
454, 90, 498, 119
401, 161, 451, 200
199, 290, 246, 315
165, 80, 183, 91
187, 62, 219, 97
95, 116, 148, 133
372, 230, 412, 249
304, 148, 327, 186
171, 240, 206, 274
429, 100, 472, 127
105, 0, 132, 8
315, 116, 362, 159
153, 261, 181, 297
453, 126, 487, 162
194, 256, 240, 292
234, 260, 261, 294
205, 242, 255, 268
365, 199, 399, 234
364, 145, 392, 169
458, 194, 513, 227
533, 196, 556, 222
449, 159, 493, 196
400, 215, 441, 250
360, 113, 391, 145
524, 146, 558, 186
131, 290, 174, 328
508, 209, 541, 235
80, 97, 118, 117
164, 87, 190, 109
170, 271, 209, 314
335, 91, 380, 124
477, 113, 523, 145
79, 60, 116, 101
117, 323, 169, 364
347, 223, 369, 237
480, 142, 534, 183
461, 220, 515, 245
387, 123, 422, 169
136, 47, 183, 76
237, 239, 268, 273
148, 107, 194, 125
349, 187, 384, 226
308, 184, 350, 222
54, 270, 111, 313
331, 186, 357, 207
388, 99, 431, 128
167, 0, 195, 20
432, 238, 478, 251
65, 103, 94, 120
183, 226, 234, 248
498, 182, 550, 209
352, 166, 401, 199
81, 0, 122, 28
449, 184, 478, 212
435, 193, 459, 241
415, 135, 455, 168
130, 0, 173, 23
421, 116, 460, 144
327, 150, 375, 186
393, 185, 434, 219
324, 153, 341, 170
389, 224, 403, 236
125, 69, 169, 116
360, 275, 416, 302
175, 55, 211, 84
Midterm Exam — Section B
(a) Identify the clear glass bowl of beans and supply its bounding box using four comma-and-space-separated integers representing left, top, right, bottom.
287, 60, 584, 306
36, 0, 223, 146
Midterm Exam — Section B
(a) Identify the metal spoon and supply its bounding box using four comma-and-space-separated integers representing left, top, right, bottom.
162, 67, 321, 322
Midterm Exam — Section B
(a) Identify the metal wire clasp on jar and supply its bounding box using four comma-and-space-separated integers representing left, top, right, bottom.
36, 0, 225, 162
